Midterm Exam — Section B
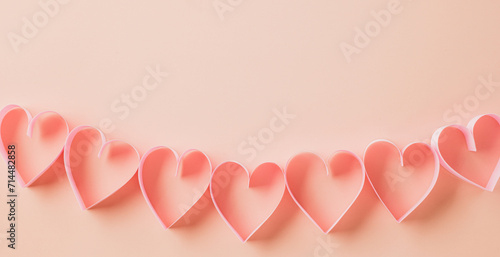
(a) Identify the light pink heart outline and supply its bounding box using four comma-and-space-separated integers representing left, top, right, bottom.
363, 140, 439, 222
284, 151, 365, 233
210, 161, 285, 243
0, 104, 69, 187
431, 114, 500, 191
138, 146, 212, 229
64, 125, 140, 210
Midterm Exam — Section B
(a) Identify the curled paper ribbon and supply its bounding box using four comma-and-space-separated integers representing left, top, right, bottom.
139, 146, 212, 229
0, 104, 68, 187
2, 104, 500, 242
285, 151, 365, 233
210, 161, 285, 242
364, 140, 439, 222
432, 114, 500, 191
64, 126, 140, 210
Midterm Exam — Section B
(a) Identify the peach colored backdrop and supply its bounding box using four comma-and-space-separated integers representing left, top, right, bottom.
1, 0, 500, 256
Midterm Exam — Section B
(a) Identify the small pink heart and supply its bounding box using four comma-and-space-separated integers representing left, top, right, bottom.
0, 105, 68, 187
211, 161, 285, 242
64, 126, 140, 210
138, 146, 212, 229
432, 114, 500, 191
363, 140, 439, 222
285, 151, 365, 233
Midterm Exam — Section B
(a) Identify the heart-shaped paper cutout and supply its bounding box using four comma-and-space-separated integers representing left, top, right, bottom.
285, 151, 365, 233
0, 104, 69, 187
363, 140, 439, 222
211, 161, 285, 242
138, 146, 212, 229
64, 126, 140, 210
431, 114, 500, 191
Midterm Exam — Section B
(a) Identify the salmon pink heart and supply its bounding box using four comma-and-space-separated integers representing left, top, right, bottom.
0, 105, 69, 187
64, 126, 140, 210
210, 161, 285, 242
432, 114, 500, 191
285, 151, 365, 233
138, 146, 212, 229
363, 140, 439, 222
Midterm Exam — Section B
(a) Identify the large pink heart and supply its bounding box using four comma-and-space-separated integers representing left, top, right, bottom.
138, 146, 212, 229
0, 105, 68, 187
64, 126, 140, 210
432, 114, 500, 191
211, 161, 285, 242
285, 151, 365, 233
363, 140, 439, 222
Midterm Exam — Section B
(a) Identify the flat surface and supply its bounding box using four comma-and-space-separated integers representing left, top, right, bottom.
1, 0, 500, 256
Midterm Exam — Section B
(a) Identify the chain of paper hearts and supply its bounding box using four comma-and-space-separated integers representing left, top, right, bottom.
1, 104, 499, 243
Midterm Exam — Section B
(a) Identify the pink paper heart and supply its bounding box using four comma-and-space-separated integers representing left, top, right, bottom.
138, 146, 212, 229
285, 151, 365, 233
432, 114, 500, 191
363, 140, 439, 222
0, 104, 69, 187
211, 161, 285, 242
64, 126, 140, 210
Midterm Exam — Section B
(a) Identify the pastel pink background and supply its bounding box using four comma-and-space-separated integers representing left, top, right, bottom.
1, 0, 500, 256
